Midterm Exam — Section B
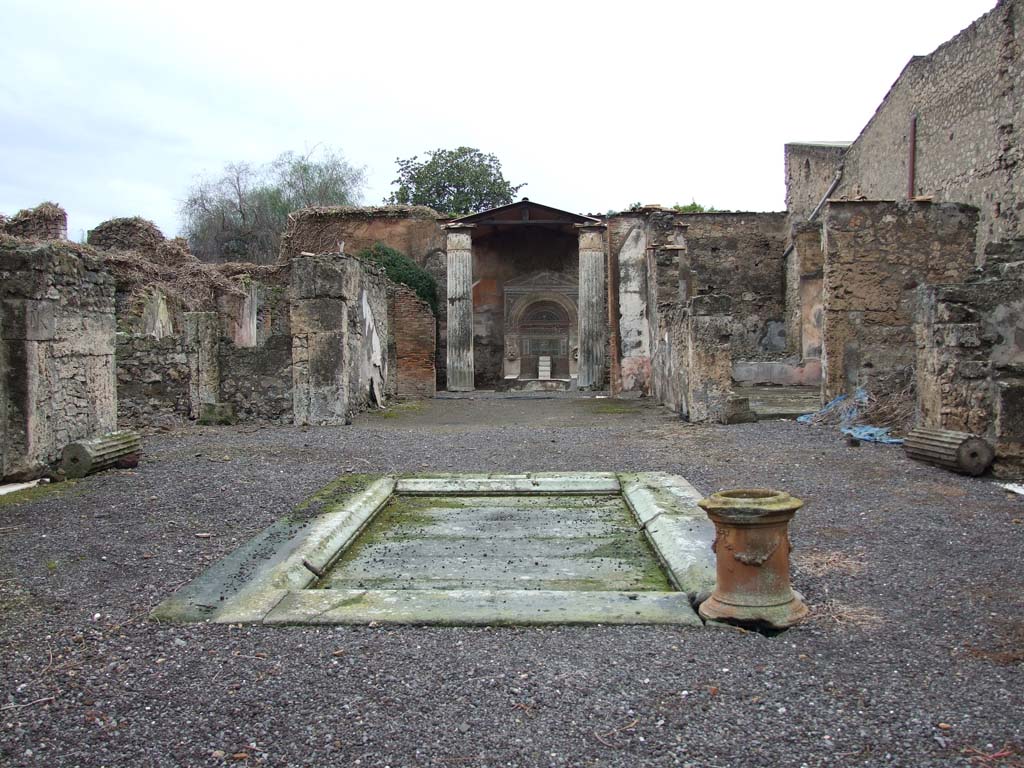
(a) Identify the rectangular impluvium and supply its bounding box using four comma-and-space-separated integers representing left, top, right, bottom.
152, 473, 716, 626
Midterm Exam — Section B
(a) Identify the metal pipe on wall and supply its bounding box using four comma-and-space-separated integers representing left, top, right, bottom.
908, 115, 918, 199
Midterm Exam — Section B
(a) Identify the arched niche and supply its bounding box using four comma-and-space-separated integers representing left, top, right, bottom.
504, 288, 579, 380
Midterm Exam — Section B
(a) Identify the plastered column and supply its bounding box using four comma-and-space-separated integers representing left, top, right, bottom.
577, 223, 607, 389
185, 312, 220, 419
445, 224, 475, 391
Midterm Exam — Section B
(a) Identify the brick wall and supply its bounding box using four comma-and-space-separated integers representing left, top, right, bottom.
389, 285, 436, 398
280, 206, 445, 265
2, 202, 68, 241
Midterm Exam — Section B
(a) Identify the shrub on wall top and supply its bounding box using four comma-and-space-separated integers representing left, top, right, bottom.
357, 242, 438, 316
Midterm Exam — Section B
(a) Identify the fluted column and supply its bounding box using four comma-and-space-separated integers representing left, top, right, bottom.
577, 223, 608, 389
445, 224, 475, 391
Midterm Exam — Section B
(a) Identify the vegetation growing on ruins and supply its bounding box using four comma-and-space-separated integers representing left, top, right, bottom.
358, 242, 439, 315
181, 146, 366, 263
612, 200, 721, 215
386, 147, 525, 216
672, 200, 721, 213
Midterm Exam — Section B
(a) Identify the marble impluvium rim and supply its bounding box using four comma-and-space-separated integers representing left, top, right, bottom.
151, 472, 717, 626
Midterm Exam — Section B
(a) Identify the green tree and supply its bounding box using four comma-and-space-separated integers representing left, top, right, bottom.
387, 147, 525, 216
181, 146, 365, 264
358, 243, 438, 315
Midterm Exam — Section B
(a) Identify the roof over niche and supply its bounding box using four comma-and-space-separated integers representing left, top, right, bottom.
449, 198, 599, 228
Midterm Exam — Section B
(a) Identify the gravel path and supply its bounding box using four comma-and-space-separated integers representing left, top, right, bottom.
1, 397, 1022, 767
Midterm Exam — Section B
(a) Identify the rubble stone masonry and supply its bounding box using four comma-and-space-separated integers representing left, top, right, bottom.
679, 212, 788, 360
1, 202, 68, 241
822, 201, 977, 400
916, 238, 1024, 477
1, 239, 116, 479
836, 0, 1023, 255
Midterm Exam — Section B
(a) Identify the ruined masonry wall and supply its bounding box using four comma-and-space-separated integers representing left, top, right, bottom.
822, 201, 978, 400
217, 278, 294, 422
607, 213, 651, 393
784, 144, 848, 223
290, 254, 392, 425
116, 335, 190, 427
680, 212, 788, 360
1, 203, 68, 241
837, 0, 1023, 254
1, 240, 116, 479
280, 206, 447, 389
220, 335, 293, 422
650, 304, 685, 414
784, 225, 826, 360
279, 206, 445, 266
916, 238, 1024, 478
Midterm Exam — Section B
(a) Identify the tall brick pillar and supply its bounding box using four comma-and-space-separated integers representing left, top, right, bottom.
577, 223, 607, 389
445, 224, 475, 391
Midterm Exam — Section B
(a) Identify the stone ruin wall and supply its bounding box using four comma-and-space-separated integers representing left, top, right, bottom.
98, 211, 425, 428
784, 144, 848, 223
0, 234, 116, 480
289, 253, 393, 425
678, 212, 788, 362
0, 203, 430, 478
215, 277, 295, 422
772, 223, 827, 387
821, 200, 978, 401
609, 207, 784, 418
280, 206, 446, 388
1, 202, 69, 241
916, 238, 1024, 477
607, 212, 654, 394
835, 0, 1023, 256
115, 334, 191, 427
85, 218, 298, 428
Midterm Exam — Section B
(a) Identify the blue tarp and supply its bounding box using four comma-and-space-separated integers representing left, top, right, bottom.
796, 388, 904, 444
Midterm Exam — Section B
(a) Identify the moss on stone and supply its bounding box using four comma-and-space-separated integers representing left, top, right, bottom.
293, 473, 377, 516
588, 402, 640, 414
0, 480, 79, 508
376, 402, 425, 419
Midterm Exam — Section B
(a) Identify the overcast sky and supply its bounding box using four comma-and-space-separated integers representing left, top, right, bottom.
0, 0, 997, 240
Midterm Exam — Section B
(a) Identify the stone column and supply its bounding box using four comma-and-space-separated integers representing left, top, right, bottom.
576, 223, 607, 390
445, 224, 475, 391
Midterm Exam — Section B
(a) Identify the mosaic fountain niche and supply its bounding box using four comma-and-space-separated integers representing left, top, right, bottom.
153, 473, 719, 626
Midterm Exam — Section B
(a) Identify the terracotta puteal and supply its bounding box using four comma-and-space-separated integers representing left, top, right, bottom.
698, 489, 808, 629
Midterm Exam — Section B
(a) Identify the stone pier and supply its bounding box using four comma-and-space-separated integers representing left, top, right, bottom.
184, 312, 220, 420
576, 223, 607, 389
445, 224, 475, 391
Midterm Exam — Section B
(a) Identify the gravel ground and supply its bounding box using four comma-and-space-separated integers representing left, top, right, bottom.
1, 397, 1022, 768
